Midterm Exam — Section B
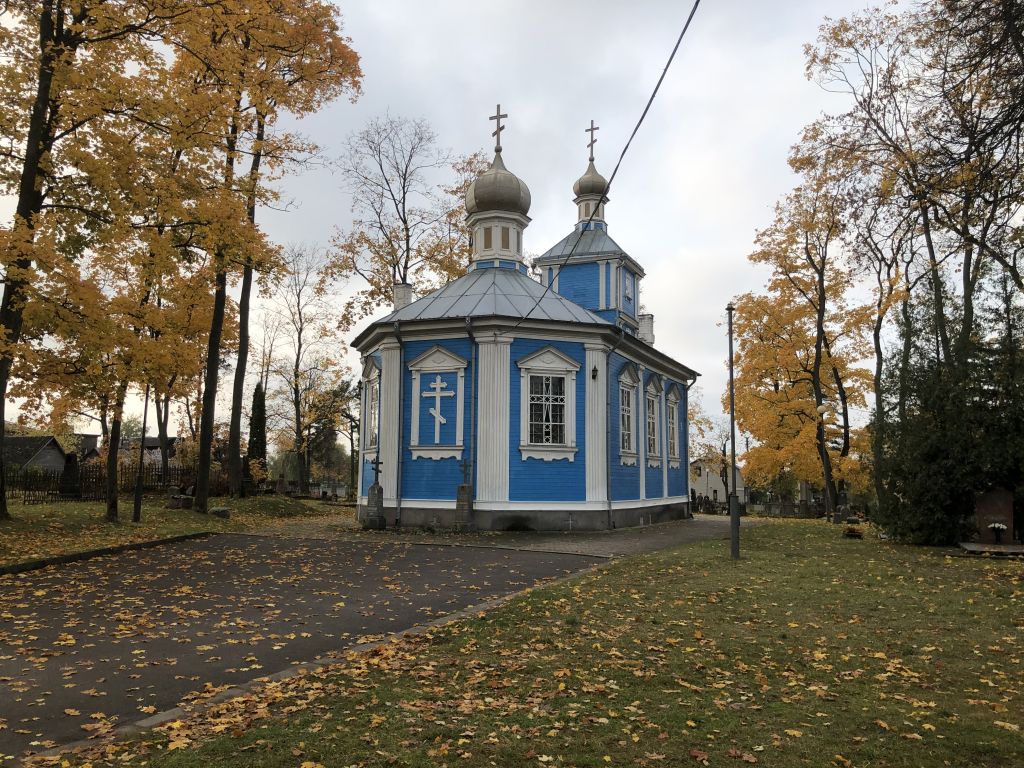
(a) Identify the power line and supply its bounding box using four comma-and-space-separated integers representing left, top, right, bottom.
509, 0, 703, 332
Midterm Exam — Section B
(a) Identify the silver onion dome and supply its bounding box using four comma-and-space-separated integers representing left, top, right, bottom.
465, 150, 531, 216
573, 160, 609, 198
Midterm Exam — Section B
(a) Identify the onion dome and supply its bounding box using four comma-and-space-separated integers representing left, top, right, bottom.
573, 160, 609, 198
465, 150, 531, 217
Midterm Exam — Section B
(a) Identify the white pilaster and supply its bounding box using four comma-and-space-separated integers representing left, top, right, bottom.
477, 334, 512, 501
379, 341, 401, 505
585, 344, 608, 502
598, 262, 606, 310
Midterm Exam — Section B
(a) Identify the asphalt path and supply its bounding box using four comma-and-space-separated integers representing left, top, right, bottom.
0, 534, 599, 761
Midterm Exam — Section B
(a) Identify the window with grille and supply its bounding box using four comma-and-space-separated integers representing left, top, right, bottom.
528, 375, 566, 445
620, 386, 634, 453
647, 394, 659, 456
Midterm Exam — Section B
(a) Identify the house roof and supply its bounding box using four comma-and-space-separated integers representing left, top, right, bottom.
355, 267, 610, 348
2, 435, 66, 467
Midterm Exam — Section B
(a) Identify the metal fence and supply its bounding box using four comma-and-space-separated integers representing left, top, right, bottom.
4, 463, 227, 504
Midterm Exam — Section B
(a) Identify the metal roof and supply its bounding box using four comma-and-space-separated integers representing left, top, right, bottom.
373, 267, 611, 326
533, 228, 645, 276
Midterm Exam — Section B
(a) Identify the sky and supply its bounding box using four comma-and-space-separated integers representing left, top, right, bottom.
255, 0, 855, 421
3, 0, 864, 432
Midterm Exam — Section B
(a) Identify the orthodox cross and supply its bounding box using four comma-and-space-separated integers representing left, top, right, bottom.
490, 104, 507, 152
586, 119, 599, 162
460, 457, 473, 485
422, 374, 455, 443
370, 453, 383, 486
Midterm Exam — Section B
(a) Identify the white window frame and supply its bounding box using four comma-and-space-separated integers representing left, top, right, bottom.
646, 376, 662, 468
409, 346, 467, 460
360, 357, 381, 457
667, 385, 681, 468
618, 363, 640, 466
517, 346, 579, 461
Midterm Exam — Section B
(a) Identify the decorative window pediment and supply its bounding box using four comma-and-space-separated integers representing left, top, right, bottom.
409, 345, 468, 373
517, 346, 579, 461
409, 346, 467, 461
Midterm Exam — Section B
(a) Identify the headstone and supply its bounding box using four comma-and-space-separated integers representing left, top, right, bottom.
167, 494, 182, 509
363, 482, 386, 529
975, 488, 1014, 545
454, 483, 475, 532
210, 506, 230, 519
275, 474, 286, 495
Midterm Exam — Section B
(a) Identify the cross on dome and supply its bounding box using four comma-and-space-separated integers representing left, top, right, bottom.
489, 104, 507, 152
586, 120, 599, 162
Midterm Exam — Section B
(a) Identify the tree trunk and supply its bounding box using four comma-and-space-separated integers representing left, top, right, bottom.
132, 384, 150, 522
105, 382, 128, 522
195, 265, 228, 514
227, 262, 253, 497
155, 387, 172, 482
227, 113, 265, 498
0, 2, 66, 521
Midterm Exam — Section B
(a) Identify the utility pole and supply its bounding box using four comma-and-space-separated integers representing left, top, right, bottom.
727, 302, 740, 560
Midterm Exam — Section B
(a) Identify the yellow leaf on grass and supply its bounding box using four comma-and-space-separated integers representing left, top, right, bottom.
994, 721, 1020, 732
875, 719, 891, 731
784, 729, 803, 738
63, 709, 80, 717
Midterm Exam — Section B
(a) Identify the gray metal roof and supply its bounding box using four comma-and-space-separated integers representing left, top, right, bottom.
533, 228, 645, 277
373, 267, 611, 326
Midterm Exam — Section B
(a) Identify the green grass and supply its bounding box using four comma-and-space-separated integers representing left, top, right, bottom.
58, 519, 1024, 768
0, 496, 350, 568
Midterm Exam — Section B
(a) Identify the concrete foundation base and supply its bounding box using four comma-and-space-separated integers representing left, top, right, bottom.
357, 500, 691, 531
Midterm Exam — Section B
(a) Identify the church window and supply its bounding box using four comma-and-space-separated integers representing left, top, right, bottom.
620, 386, 634, 453
667, 400, 678, 459
516, 346, 579, 461
365, 379, 379, 450
647, 394, 659, 457
645, 374, 663, 467
585, 202, 592, 217
516, 229, 521, 254
528, 375, 566, 445
501, 226, 510, 250
618, 363, 640, 465
666, 385, 681, 467
483, 227, 492, 250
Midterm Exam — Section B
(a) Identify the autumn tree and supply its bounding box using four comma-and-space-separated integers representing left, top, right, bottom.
734, 137, 871, 516
330, 116, 486, 331
0, 0, 193, 519
269, 244, 341, 495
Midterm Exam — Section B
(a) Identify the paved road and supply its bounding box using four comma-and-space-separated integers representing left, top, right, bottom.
257, 513, 740, 558
0, 535, 598, 761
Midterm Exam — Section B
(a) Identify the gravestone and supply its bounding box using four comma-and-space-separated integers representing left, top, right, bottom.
975, 488, 1014, 545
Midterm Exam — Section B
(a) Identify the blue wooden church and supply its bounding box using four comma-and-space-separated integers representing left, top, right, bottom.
353, 111, 698, 530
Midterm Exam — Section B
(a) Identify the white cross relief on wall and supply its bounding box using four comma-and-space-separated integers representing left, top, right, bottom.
408, 345, 468, 461
422, 374, 455, 444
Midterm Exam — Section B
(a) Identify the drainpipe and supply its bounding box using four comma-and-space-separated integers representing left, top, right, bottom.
605, 326, 625, 529
393, 321, 404, 527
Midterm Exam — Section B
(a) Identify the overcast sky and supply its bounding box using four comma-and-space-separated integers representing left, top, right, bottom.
258, 0, 856, 421
4, 0, 864, 432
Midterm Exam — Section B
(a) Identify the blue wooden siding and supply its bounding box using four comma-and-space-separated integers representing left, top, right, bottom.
555, 262, 599, 311
400, 338, 473, 500
508, 338, 586, 502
